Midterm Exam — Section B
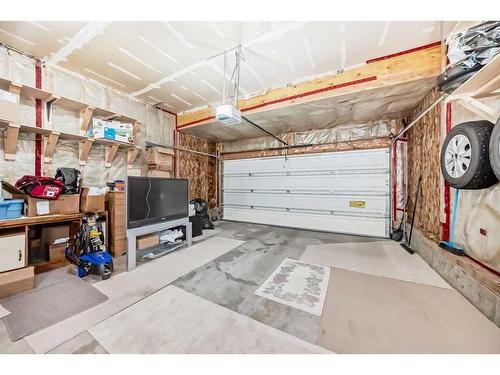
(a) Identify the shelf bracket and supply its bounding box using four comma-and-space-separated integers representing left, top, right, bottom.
79, 106, 95, 135
79, 139, 94, 166
133, 121, 141, 134
127, 147, 140, 168
459, 97, 499, 124
8, 82, 22, 101
105, 144, 120, 168
43, 131, 60, 163
3, 123, 20, 160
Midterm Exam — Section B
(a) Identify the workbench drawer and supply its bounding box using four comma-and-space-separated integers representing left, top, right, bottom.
0, 232, 26, 272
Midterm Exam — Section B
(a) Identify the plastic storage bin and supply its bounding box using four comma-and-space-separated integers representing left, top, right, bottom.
0, 199, 25, 220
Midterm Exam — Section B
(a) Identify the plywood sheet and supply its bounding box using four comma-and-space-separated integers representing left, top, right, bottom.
177, 132, 217, 207
407, 89, 442, 242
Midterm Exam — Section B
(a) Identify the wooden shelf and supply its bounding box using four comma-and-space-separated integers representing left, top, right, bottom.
0, 213, 82, 229
1, 119, 140, 167
446, 53, 500, 123
1, 78, 144, 167
0, 77, 53, 101
1, 77, 140, 124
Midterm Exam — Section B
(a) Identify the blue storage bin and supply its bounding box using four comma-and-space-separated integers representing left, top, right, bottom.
0, 199, 25, 220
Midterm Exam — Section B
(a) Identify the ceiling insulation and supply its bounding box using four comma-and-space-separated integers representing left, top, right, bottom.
180, 78, 436, 142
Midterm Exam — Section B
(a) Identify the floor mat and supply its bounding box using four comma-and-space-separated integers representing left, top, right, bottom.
1, 269, 108, 342
89, 286, 330, 354
255, 258, 330, 316
301, 241, 451, 288
24, 237, 244, 353
320, 268, 500, 353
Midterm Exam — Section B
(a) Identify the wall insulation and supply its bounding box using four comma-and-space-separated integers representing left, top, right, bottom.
0, 46, 175, 186
406, 89, 442, 243
222, 119, 400, 159
177, 132, 217, 208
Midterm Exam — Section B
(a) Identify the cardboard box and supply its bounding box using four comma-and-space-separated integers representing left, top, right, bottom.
148, 160, 172, 171
2, 181, 80, 217
147, 170, 171, 178
0, 266, 34, 299
41, 225, 70, 251
49, 243, 67, 263
0, 89, 19, 124
89, 118, 134, 144
80, 188, 105, 212
146, 146, 174, 165
136, 234, 159, 250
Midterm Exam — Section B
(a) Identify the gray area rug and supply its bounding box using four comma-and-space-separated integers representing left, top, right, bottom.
0, 267, 108, 341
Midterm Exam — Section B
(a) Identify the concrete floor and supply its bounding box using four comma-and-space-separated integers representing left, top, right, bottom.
174, 221, 379, 345
1, 220, 499, 354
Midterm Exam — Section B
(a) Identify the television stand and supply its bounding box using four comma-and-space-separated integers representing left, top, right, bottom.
126, 217, 192, 271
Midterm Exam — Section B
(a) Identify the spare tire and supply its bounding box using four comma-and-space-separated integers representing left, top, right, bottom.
440, 121, 498, 189
437, 64, 481, 94
489, 117, 500, 181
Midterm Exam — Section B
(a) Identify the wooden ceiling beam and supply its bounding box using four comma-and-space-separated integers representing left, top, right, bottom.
177, 43, 442, 129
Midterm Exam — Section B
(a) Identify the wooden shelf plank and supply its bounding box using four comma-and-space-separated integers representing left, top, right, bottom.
93, 107, 117, 119
93, 137, 136, 149
447, 54, 500, 101
0, 213, 82, 229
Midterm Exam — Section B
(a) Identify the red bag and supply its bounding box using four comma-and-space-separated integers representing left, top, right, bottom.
15, 176, 64, 200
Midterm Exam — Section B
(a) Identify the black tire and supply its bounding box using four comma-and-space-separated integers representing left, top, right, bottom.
439, 71, 477, 94
490, 117, 500, 181
440, 121, 498, 189
437, 64, 481, 94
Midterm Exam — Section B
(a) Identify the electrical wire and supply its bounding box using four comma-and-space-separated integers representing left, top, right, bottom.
145, 177, 152, 220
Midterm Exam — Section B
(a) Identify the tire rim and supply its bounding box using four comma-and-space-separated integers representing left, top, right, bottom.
445, 134, 472, 178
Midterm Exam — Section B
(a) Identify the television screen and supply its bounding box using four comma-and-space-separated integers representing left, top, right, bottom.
127, 176, 188, 229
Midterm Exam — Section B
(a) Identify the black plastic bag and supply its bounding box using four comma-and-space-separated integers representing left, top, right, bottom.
438, 21, 500, 94
55, 167, 81, 194
190, 198, 215, 229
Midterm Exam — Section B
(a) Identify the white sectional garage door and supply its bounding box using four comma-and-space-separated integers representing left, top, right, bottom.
222, 149, 390, 237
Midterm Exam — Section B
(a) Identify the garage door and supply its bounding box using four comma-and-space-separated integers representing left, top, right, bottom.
222, 149, 390, 237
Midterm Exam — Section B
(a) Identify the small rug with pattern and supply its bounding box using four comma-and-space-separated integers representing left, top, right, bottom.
255, 258, 330, 316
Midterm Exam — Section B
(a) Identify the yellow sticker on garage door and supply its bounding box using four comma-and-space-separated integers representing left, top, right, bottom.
349, 200, 366, 208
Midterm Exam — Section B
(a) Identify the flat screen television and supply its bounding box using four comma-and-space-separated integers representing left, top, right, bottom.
127, 176, 188, 229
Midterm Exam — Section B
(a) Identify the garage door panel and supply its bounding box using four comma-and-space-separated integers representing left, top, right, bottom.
223, 174, 388, 192
223, 208, 386, 238
223, 149, 390, 237
223, 149, 389, 174
223, 192, 387, 215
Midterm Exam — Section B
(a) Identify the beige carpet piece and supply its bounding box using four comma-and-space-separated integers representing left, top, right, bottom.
90, 286, 330, 354
301, 241, 451, 289
24, 237, 244, 353
320, 268, 500, 353
0, 305, 10, 319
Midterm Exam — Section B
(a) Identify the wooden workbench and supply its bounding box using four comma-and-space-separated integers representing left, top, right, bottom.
0, 213, 83, 274
0, 213, 82, 229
